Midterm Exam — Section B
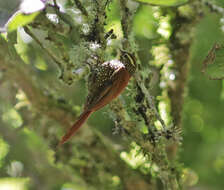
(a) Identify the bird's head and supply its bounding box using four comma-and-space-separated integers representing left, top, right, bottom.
119, 49, 137, 75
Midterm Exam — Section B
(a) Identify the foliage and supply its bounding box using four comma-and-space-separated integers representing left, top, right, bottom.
0, 0, 224, 190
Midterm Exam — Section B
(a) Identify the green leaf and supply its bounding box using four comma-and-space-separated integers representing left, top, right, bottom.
202, 43, 224, 80
135, 0, 188, 6
0, 0, 20, 31
7, 11, 39, 32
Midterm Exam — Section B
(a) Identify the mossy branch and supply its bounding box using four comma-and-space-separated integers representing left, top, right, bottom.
73, 0, 88, 17
0, 34, 152, 190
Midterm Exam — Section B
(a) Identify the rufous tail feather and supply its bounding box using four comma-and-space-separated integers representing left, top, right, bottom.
58, 111, 92, 146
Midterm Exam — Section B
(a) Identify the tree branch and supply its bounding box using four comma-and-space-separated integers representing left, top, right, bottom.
0, 35, 152, 190
73, 0, 88, 17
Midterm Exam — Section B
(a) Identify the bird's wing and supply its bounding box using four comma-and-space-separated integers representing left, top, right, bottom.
85, 80, 113, 110
85, 67, 124, 111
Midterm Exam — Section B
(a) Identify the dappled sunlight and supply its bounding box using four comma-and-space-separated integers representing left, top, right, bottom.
0, 178, 29, 190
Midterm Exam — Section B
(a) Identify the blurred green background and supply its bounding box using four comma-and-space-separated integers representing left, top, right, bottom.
1, 0, 224, 189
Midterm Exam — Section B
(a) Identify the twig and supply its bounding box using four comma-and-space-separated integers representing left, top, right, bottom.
118, 0, 133, 50
202, 0, 224, 15
135, 74, 167, 130
23, 26, 63, 70
0, 37, 74, 128
94, 0, 107, 49
73, 0, 88, 17
52, 0, 76, 30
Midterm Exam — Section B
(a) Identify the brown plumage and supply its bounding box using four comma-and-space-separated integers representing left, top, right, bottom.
59, 51, 136, 145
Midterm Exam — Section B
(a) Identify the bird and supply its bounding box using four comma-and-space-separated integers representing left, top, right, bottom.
59, 50, 136, 145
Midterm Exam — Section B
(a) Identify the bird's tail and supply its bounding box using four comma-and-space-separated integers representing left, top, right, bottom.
58, 111, 92, 146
